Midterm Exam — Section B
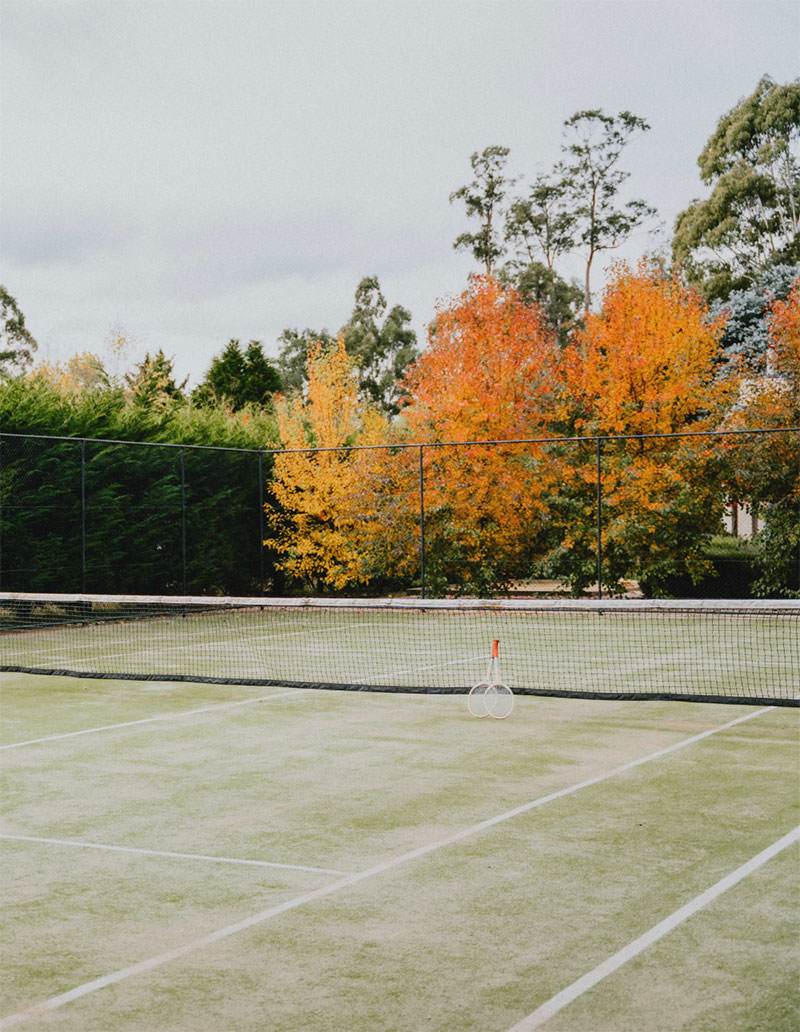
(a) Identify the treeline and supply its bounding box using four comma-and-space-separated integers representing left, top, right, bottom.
0, 273, 419, 430
265, 265, 799, 599
1, 75, 799, 598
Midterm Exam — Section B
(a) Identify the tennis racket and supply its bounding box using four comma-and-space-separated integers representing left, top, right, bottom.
468, 639, 514, 719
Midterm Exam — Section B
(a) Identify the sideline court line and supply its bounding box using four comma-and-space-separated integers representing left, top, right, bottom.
0, 834, 350, 876
0, 705, 772, 1028
506, 823, 800, 1031
0, 689, 305, 750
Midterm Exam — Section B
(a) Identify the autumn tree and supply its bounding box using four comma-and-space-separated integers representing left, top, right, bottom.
125, 350, 187, 411
724, 276, 800, 597
541, 262, 733, 595
32, 352, 110, 395
266, 337, 400, 591
402, 276, 558, 593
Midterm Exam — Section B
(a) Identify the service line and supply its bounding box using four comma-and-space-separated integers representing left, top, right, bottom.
0, 834, 350, 876
0, 689, 305, 750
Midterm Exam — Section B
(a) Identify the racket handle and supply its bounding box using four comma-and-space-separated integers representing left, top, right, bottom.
491, 639, 499, 659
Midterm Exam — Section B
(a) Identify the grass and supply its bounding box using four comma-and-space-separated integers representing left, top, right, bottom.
0, 672, 798, 1031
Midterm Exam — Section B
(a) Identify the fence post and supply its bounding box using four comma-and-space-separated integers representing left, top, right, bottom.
419, 444, 426, 599
258, 449, 264, 596
180, 447, 187, 596
0, 436, 3, 591
596, 436, 603, 600
80, 439, 87, 593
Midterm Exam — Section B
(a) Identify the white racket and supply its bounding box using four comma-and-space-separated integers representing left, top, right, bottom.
468, 639, 514, 719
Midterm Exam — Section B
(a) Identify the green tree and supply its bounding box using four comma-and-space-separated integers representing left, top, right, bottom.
340, 276, 418, 414
711, 262, 800, 373
0, 286, 38, 376
194, 339, 281, 410
673, 76, 800, 301
450, 145, 513, 275
125, 350, 187, 410
275, 278, 417, 413
559, 110, 657, 310
0, 360, 281, 597
504, 172, 576, 274
498, 261, 583, 347
276, 327, 333, 394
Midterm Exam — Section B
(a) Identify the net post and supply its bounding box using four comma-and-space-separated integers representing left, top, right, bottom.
419, 444, 426, 599
596, 436, 603, 601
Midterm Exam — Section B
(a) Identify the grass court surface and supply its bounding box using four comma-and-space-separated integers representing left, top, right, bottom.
1, 673, 798, 1030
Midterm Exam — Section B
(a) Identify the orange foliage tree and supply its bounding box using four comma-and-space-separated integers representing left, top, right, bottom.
542, 261, 735, 595
266, 337, 411, 591
765, 277, 800, 413
401, 276, 558, 593
724, 276, 800, 596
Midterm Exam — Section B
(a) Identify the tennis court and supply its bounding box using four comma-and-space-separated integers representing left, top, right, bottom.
1, 660, 798, 1031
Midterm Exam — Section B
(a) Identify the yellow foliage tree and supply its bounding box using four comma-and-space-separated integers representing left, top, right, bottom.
29, 352, 108, 395
266, 337, 401, 591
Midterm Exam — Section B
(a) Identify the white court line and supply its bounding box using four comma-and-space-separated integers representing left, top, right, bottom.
506, 823, 800, 1031
0, 835, 350, 876
0, 690, 304, 750
0, 706, 771, 1028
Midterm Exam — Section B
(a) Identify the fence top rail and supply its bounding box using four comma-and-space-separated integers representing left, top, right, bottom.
0, 432, 268, 456
1, 425, 798, 458
2, 592, 799, 612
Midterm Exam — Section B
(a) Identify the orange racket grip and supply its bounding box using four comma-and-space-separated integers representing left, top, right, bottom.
491, 639, 500, 659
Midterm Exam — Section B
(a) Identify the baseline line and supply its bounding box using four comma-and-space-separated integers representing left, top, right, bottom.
0, 835, 350, 876
0, 690, 305, 750
0, 705, 771, 1028
506, 823, 800, 1031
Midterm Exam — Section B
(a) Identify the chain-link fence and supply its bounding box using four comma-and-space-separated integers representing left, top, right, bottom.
1, 427, 798, 599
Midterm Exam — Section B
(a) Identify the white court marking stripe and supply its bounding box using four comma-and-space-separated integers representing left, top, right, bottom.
0, 834, 350, 876
506, 823, 800, 1031
0, 690, 304, 750
0, 705, 771, 1027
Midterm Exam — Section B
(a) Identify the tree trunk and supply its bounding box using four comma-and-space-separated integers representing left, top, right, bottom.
584, 252, 594, 312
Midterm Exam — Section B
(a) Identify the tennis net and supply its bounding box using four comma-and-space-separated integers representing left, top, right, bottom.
1, 593, 798, 706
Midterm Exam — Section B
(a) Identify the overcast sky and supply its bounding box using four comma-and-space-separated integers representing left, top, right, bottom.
1, 0, 798, 387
